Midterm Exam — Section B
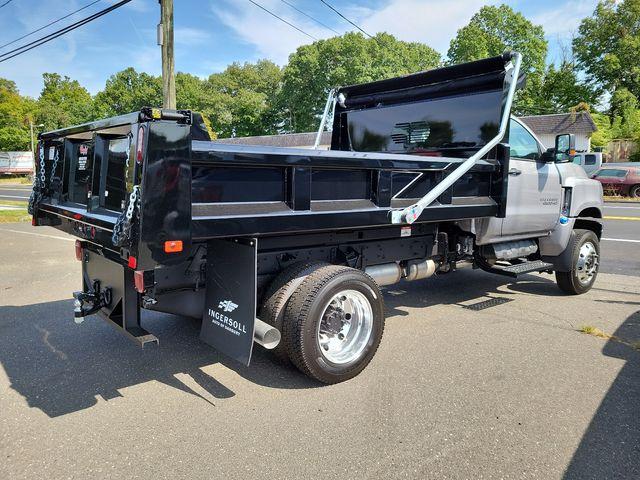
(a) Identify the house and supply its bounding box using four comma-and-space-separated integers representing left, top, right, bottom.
519, 112, 597, 152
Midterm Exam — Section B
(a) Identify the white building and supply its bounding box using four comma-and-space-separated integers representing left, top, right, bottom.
520, 112, 597, 152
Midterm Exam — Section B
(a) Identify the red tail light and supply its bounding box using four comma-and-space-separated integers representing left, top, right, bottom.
136, 126, 145, 164
75, 240, 83, 261
128, 256, 137, 269
134, 270, 145, 293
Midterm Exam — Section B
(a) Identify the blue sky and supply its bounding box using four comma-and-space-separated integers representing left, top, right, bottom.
0, 0, 600, 98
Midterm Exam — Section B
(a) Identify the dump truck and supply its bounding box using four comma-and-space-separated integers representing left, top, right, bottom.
29, 53, 603, 383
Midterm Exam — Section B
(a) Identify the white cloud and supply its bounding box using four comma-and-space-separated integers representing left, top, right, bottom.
359, 0, 490, 54
212, 0, 335, 65
175, 27, 211, 46
529, 0, 598, 38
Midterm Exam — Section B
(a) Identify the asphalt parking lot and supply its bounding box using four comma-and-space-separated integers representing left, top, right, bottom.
0, 213, 639, 479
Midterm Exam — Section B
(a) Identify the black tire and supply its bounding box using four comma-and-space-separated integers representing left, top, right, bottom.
555, 229, 600, 295
630, 184, 640, 198
282, 265, 385, 384
259, 261, 329, 362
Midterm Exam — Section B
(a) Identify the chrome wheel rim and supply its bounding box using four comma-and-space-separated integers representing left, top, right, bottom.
317, 289, 373, 364
576, 241, 599, 285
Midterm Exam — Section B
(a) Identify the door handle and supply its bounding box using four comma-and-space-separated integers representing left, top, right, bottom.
508, 168, 522, 176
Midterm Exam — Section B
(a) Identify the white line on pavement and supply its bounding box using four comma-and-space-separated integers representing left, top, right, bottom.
0, 228, 74, 242
602, 237, 640, 243
0, 195, 29, 200
604, 205, 640, 209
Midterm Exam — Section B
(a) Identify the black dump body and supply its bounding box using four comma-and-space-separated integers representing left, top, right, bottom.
30, 55, 515, 351
32, 54, 514, 269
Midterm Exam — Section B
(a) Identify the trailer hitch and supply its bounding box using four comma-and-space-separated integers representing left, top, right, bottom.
73, 280, 112, 324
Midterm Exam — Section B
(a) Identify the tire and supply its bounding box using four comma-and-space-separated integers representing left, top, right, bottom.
555, 229, 600, 295
282, 265, 385, 384
630, 184, 640, 198
259, 261, 329, 362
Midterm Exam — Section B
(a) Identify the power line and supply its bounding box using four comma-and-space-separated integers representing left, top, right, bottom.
247, 0, 317, 41
0, 0, 15, 10
0, 0, 102, 51
279, 0, 340, 35
0, 0, 131, 63
319, 0, 373, 38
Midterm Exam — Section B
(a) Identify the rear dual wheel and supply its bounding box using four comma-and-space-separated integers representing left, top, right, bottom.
261, 264, 385, 384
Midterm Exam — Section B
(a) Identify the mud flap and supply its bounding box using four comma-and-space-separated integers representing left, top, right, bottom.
200, 238, 257, 366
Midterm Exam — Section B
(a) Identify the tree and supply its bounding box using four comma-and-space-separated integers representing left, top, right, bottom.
280, 32, 440, 132
535, 62, 601, 114
0, 79, 36, 151
36, 73, 93, 131
573, 0, 640, 99
447, 5, 548, 114
93, 67, 162, 118
204, 60, 283, 137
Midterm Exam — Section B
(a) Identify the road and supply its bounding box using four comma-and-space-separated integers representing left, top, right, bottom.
0, 184, 30, 202
0, 222, 638, 480
601, 202, 640, 276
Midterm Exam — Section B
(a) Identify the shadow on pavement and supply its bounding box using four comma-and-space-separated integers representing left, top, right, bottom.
0, 299, 319, 418
563, 310, 640, 480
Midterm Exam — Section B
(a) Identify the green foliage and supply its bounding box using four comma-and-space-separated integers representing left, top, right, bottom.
590, 112, 612, 148
447, 5, 548, 115
574, 0, 640, 97
281, 32, 440, 132
93, 67, 162, 118
533, 62, 601, 115
204, 60, 283, 137
36, 73, 93, 131
0, 78, 35, 151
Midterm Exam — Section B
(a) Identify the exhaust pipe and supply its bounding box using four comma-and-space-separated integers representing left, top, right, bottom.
254, 318, 281, 349
365, 259, 438, 286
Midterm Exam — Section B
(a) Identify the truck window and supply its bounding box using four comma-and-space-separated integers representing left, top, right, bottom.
572, 155, 583, 165
594, 169, 627, 178
584, 154, 596, 165
508, 120, 539, 160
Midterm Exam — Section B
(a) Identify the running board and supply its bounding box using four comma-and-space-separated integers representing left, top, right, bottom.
485, 260, 554, 278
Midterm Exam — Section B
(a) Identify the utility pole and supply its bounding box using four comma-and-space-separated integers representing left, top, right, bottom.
158, 0, 176, 109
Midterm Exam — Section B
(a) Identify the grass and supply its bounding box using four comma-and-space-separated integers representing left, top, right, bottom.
0, 175, 31, 185
579, 325, 640, 351
603, 195, 639, 202
0, 198, 30, 223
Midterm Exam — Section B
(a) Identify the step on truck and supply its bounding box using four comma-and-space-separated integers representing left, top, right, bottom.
30, 52, 604, 383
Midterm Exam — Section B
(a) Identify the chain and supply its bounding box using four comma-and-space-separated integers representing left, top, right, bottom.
112, 185, 140, 247
49, 148, 60, 190
28, 144, 46, 215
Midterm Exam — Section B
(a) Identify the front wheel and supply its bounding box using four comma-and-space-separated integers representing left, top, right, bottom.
629, 184, 640, 198
555, 229, 600, 295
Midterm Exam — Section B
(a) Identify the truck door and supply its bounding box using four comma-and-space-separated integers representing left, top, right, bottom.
501, 119, 561, 236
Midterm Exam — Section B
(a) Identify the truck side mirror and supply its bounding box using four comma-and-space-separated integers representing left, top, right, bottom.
554, 133, 575, 163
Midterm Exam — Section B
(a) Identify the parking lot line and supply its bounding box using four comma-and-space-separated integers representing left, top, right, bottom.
602, 237, 640, 243
0, 228, 74, 242
603, 216, 640, 221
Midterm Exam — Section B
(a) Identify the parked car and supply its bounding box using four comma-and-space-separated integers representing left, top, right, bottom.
572, 152, 602, 175
590, 166, 640, 197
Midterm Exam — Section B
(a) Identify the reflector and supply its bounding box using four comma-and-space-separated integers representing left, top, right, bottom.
164, 240, 183, 253
75, 240, 83, 261
134, 270, 145, 293
128, 256, 137, 269
136, 126, 145, 164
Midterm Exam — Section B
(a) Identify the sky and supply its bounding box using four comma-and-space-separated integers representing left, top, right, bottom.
0, 0, 601, 98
